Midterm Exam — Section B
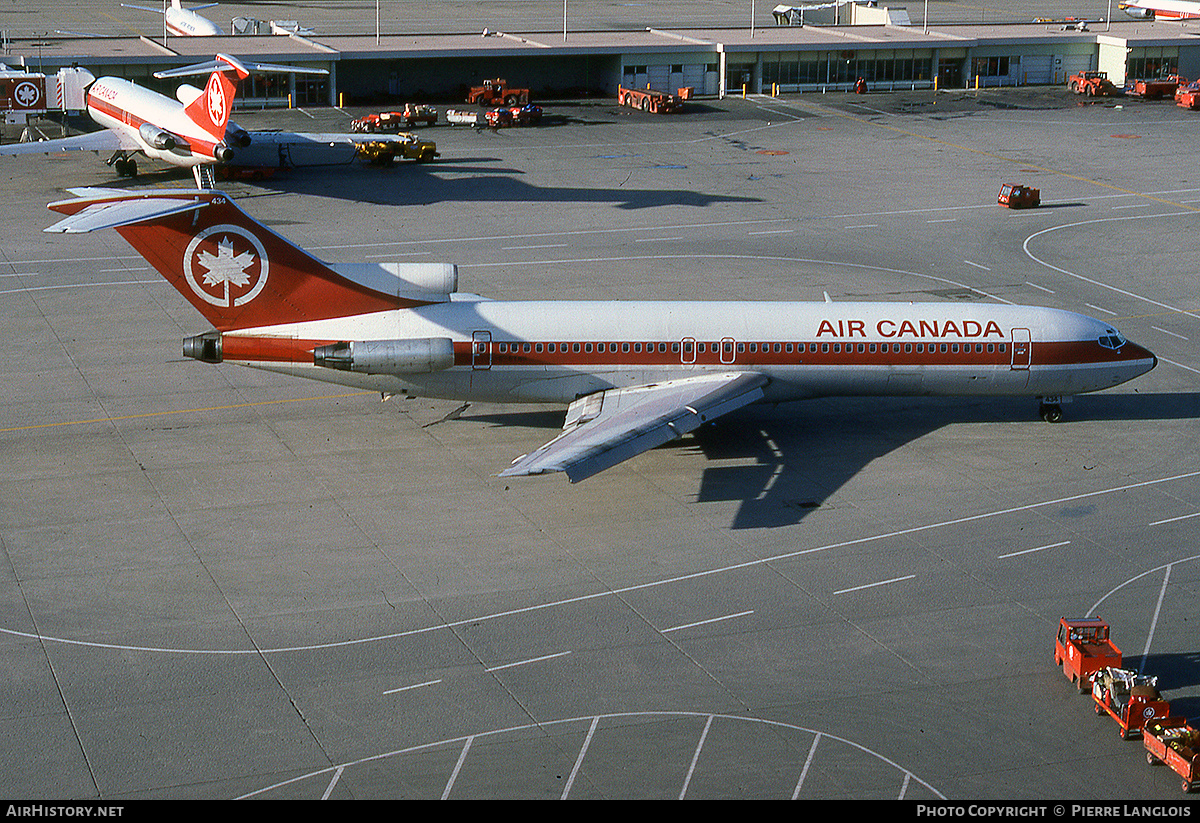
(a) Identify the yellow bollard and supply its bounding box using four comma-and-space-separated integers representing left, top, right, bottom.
742, 83, 747, 98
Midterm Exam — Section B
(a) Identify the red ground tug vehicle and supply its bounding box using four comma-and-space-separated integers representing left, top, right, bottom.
617, 85, 685, 113
998, 183, 1040, 209
1092, 666, 1171, 739
467, 78, 529, 107
1143, 718, 1200, 793
1131, 76, 1181, 99
1067, 70, 1118, 96
1055, 617, 1122, 692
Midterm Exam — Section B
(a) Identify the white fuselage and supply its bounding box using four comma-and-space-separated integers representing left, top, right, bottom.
220, 300, 1157, 405
165, 7, 223, 36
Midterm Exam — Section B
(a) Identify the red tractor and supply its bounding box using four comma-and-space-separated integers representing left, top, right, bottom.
1054, 617, 1121, 692
1068, 70, 1118, 96
467, 78, 529, 107
998, 183, 1041, 209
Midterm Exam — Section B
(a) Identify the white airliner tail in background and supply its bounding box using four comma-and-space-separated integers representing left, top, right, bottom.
44, 189, 1158, 482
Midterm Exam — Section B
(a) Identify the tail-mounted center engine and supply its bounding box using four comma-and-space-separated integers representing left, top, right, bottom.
313, 338, 455, 374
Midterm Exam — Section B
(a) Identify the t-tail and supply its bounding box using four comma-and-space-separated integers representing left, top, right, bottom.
44, 189, 455, 332
182, 63, 238, 153
157, 54, 249, 162
154, 54, 328, 169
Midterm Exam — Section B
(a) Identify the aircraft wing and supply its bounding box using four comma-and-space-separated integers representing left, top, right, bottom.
228, 131, 361, 167
501, 372, 769, 483
0, 129, 133, 155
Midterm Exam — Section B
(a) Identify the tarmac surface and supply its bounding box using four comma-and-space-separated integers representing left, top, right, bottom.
0, 83, 1198, 800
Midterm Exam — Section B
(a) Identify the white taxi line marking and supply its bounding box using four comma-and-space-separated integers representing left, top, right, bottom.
383, 679, 442, 695
998, 540, 1070, 559
485, 650, 572, 672
833, 575, 915, 595
662, 610, 754, 634
1148, 511, 1200, 526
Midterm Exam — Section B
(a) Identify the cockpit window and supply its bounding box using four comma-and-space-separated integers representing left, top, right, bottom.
1098, 330, 1126, 350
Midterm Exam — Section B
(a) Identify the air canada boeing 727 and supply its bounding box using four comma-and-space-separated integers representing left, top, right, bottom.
44, 189, 1157, 482
0, 54, 424, 188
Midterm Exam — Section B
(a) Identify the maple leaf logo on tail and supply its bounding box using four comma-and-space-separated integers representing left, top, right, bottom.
184, 68, 238, 144
184, 224, 269, 307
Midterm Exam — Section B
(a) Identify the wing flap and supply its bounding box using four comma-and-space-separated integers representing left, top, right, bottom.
501, 372, 768, 483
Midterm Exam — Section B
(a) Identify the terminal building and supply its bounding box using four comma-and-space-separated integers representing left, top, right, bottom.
1, 4, 1197, 109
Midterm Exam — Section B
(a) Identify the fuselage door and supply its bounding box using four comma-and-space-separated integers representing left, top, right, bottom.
1011, 328, 1031, 370
472, 330, 492, 370
681, 337, 697, 365
720, 337, 736, 364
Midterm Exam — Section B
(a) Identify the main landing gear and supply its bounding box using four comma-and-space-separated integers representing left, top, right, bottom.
1038, 396, 1067, 423
106, 151, 138, 178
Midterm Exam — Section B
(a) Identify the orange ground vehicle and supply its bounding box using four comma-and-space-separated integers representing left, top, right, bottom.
1092, 667, 1171, 739
617, 85, 684, 113
467, 78, 529, 107
1055, 617, 1122, 692
1067, 70, 1118, 96
350, 106, 437, 132
1143, 718, 1200, 793
1132, 77, 1181, 99
1177, 82, 1200, 109
998, 183, 1040, 209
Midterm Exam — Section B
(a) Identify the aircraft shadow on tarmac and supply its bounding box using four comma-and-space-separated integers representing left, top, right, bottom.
467, 393, 1200, 530
267, 160, 763, 210
109, 160, 761, 210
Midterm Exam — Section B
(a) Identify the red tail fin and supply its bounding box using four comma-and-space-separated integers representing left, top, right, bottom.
183, 66, 237, 144
46, 191, 430, 331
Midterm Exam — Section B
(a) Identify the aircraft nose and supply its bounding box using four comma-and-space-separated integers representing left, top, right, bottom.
1125, 340, 1157, 375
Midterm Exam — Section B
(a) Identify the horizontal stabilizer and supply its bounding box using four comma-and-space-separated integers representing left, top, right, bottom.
501, 372, 768, 482
155, 54, 329, 80
44, 191, 210, 234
